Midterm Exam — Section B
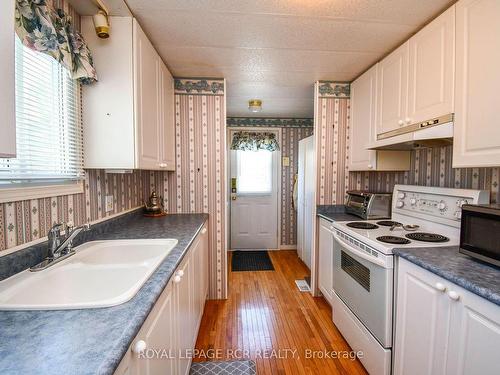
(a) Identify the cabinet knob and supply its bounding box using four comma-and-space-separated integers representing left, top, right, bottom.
201, 227, 207, 234
435, 282, 446, 292
447, 291, 460, 301
173, 275, 182, 283
132, 340, 147, 354
159, 163, 167, 168
367, 164, 373, 169
405, 117, 412, 124
176, 269, 185, 277
398, 120, 404, 126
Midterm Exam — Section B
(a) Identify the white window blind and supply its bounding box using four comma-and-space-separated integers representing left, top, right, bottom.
0, 37, 84, 184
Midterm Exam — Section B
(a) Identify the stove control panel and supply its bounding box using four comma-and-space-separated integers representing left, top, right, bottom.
392, 185, 490, 226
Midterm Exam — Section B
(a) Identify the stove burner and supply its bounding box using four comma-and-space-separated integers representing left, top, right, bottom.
405, 232, 450, 243
377, 236, 411, 245
346, 222, 379, 230
377, 220, 402, 227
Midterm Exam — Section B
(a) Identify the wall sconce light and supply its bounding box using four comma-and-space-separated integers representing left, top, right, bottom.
248, 99, 262, 113
93, 9, 110, 39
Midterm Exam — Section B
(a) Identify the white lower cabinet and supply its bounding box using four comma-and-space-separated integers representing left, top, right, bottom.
394, 258, 500, 375
318, 218, 333, 304
114, 223, 209, 375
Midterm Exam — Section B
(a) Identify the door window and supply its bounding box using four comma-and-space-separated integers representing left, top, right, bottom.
236, 150, 273, 194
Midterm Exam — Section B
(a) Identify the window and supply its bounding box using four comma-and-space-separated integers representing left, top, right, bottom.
236, 150, 273, 194
0, 37, 84, 185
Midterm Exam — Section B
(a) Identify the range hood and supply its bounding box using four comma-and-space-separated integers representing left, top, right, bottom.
368, 114, 454, 150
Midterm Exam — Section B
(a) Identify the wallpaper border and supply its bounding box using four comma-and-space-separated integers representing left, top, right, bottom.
174, 78, 225, 95
227, 117, 314, 128
318, 82, 350, 98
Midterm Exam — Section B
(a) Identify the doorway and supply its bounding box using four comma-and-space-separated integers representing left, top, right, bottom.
229, 129, 280, 250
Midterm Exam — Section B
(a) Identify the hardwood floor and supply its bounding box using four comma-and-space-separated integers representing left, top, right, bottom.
194, 250, 368, 375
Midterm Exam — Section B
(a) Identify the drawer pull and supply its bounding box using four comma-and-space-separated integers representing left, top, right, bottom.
132, 340, 147, 354
435, 282, 446, 292
448, 291, 460, 301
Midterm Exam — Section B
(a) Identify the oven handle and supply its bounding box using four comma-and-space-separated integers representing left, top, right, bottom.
332, 232, 389, 268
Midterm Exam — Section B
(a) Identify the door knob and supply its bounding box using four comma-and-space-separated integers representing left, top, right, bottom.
447, 291, 460, 301
132, 340, 147, 354
435, 282, 446, 292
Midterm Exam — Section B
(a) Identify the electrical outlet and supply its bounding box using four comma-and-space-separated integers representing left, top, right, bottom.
105, 195, 114, 212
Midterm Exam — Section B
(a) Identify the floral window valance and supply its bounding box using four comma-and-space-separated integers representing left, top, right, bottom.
15, 0, 98, 85
230, 132, 280, 152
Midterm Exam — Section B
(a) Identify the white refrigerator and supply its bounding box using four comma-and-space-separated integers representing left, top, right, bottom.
297, 135, 315, 270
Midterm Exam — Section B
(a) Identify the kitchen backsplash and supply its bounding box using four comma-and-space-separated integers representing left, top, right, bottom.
0, 169, 166, 251
315, 84, 499, 206
349, 145, 500, 203
228, 118, 314, 246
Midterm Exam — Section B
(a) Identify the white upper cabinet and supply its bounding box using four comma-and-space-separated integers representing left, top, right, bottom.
0, 1, 16, 158
134, 21, 161, 170
376, 42, 409, 135
82, 17, 175, 171
407, 6, 455, 125
159, 63, 175, 169
349, 65, 378, 171
453, 0, 500, 167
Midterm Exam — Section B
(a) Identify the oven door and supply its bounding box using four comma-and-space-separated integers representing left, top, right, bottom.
332, 231, 393, 348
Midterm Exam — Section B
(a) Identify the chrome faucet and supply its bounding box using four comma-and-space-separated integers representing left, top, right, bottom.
31, 222, 91, 272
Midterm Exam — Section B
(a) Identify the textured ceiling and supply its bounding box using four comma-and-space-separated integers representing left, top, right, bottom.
113, 0, 454, 117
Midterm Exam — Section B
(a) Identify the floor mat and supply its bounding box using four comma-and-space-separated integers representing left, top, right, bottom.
190, 360, 257, 375
231, 250, 274, 271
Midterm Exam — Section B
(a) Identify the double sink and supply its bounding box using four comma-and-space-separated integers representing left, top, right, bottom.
0, 239, 178, 310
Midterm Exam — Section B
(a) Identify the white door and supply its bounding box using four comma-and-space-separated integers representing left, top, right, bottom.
407, 5, 455, 125
453, 0, 500, 168
377, 42, 409, 135
230, 131, 279, 250
393, 258, 452, 375
297, 136, 315, 269
349, 64, 378, 171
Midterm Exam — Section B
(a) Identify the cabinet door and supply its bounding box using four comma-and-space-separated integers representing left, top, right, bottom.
349, 65, 378, 171
135, 282, 177, 375
446, 283, 500, 375
394, 259, 452, 375
134, 20, 161, 170
159, 62, 175, 171
176, 256, 193, 375
318, 219, 333, 304
453, 0, 500, 167
376, 42, 409, 135
0, 0, 16, 158
407, 6, 455, 125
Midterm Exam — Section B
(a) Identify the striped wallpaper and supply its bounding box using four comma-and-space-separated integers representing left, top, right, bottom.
349, 146, 500, 203
315, 82, 500, 205
315, 86, 351, 205
228, 118, 313, 246
0, 169, 151, 251
150, 79, 227, 299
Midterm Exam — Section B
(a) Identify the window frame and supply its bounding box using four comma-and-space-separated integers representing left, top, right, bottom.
0, 37, 85, 202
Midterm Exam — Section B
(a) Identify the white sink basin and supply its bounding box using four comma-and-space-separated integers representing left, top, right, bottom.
0, 239, 178, 310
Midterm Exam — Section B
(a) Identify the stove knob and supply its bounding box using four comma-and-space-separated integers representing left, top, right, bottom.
410, 198, 417, 206
438, 201, 447, 211
397, 192, 406, 199
454, 210, 462, 219
456, 199, 469, 207
396, 201, 405, 208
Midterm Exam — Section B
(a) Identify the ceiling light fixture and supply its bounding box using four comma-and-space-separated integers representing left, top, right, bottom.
248, 99, 262, 113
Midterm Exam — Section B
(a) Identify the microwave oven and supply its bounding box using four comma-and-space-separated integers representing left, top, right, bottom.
460, 204, 500, 267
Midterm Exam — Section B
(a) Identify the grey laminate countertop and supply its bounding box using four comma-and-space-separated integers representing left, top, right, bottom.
394, 246, 500, 306
316, 204, 360, 222
0, 211, 208, 375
